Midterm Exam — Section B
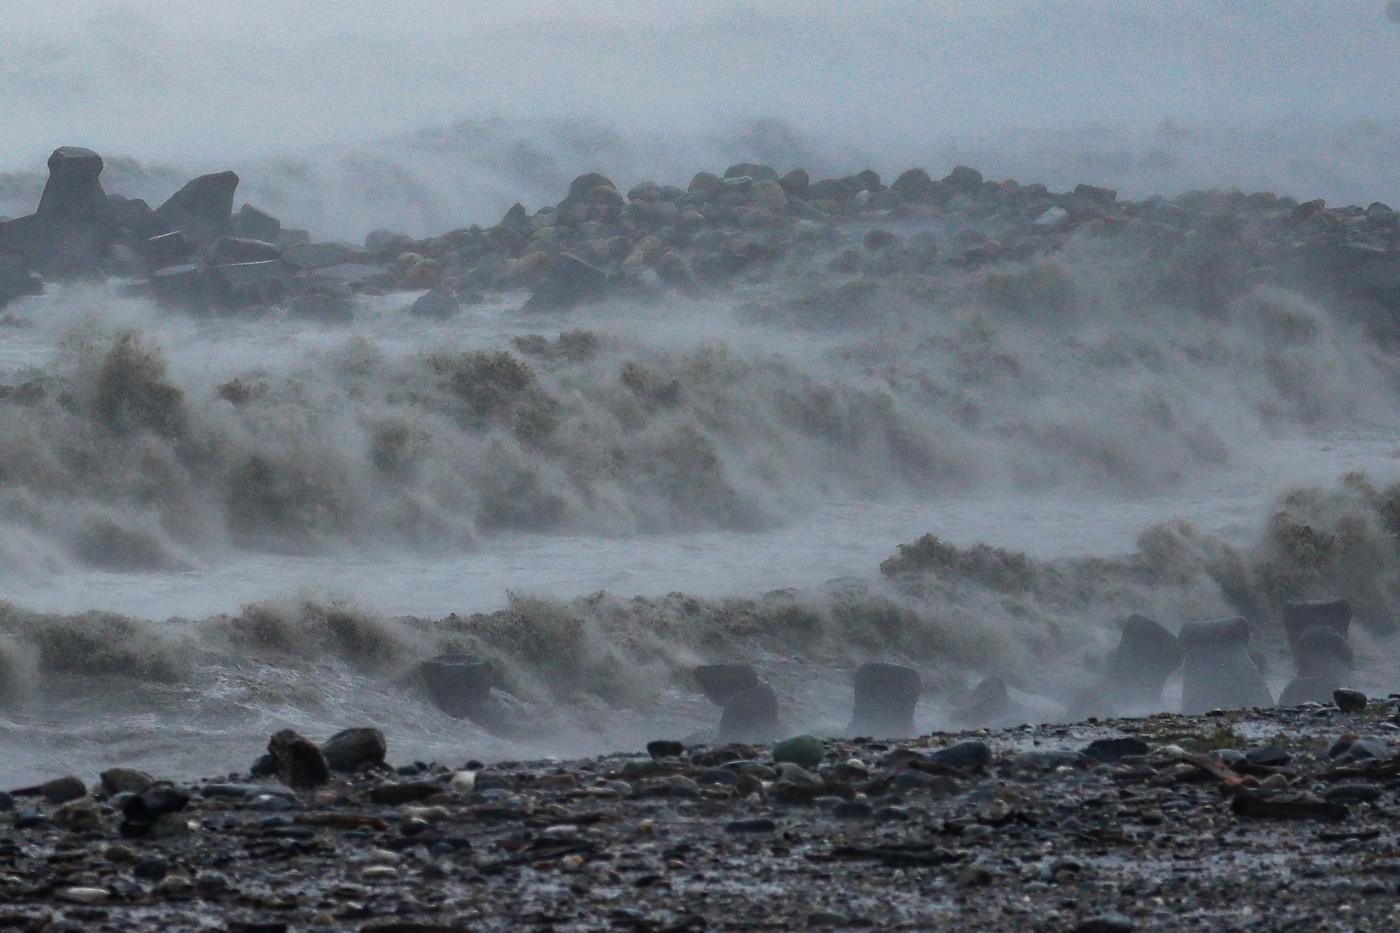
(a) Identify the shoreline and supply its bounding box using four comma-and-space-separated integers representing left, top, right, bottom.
4, 698, 1400, 930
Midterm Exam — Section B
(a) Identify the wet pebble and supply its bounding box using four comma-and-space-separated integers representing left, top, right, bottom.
1334, 689, 1368, 712
1325, 784, 1383, 804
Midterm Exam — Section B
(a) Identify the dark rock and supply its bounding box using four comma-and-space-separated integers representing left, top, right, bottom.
719, 684, 781, 743
1073, 184, 1118, 204
1326, 784, 1382, 804
566, 172, 616, 200
232, 204, 282, 243
927, 740, 992, 772
772, 735, 824, 769
139, 231, 197, 270
951, 676, 1016, 727
688, 172, 723, 196
267, 729, 330, 790
1281, 598, 1351, 663
1082, 737, 1150, 762
415, 653, 517, 735
100, 768, 155, 796
848, 661, 921, 737
693, 663, 762, 705
250, 753, 278, 778
409, 285, 461, 319
725, 818, 777, 833
0, 246, 41, 307
42, 776, 88, 805
149, 264, 214, 311
943, 165, 985, 195
626, 182, 663, 203
522, 253, 608, 311
808, 177, 858, 202
208, 237, 282, 265
892, 769, 958, 793
891, 168, 938, 200
1245, 745, 1292, 767
698, 767, 738, 786
497, 202, 533, 237
320, 727, 387, 772
724, 163, 780, 182
13, 811, 49, 830
1333, 688, 1368, 712
646, 740, 685, 759
1178, 617, 1273, 713
1075, 915, 1137, 933
1075, 615, 1183, 717
1329, 735, 1388, 761
1231, 791, 1347, 821
121, 784, 190, 837
38, 147, 110, 223
155, 171, 239, 243
283, 241, 368, 271
209, 260, 293, 307
779, 169, 810, 197
833, 801, 874, 820
1278, 624, 1353, 707
368, 782, 442, 805
365, 229, 412, 254
854, 169, 883, 192
0, 147, 117, 277
108, 193, 161, 239
0, 791, 12, 811
1011, 750, 1086, 772
133, 857, 170, 882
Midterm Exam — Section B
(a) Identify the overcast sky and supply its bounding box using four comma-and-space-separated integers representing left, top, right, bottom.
3, 1, 1399, 168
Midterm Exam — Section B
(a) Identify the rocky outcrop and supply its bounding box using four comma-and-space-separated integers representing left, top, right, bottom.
154, 171, 239, 243
1179, 617, 1274, 714
0, 147, 117, 278
847, 662, 921, 737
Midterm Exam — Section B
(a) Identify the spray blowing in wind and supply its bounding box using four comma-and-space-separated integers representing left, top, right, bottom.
1, 5, 1400, 926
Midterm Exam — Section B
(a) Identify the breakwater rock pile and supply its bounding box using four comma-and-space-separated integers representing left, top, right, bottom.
3, 148, 1398, 343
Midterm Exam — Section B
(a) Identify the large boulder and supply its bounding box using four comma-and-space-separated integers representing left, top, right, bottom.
522, 253, 608, 311
409, 285, 461, 319
267, 729, 330, 791
719, 684, 780, 743
232, 204, 282, 243
1178, 617, 1273, 714
1278, 627, 1354, 706
891, 168, 938, 200
319, 727, 387, 773
37, 147, 110, 222
693, 663, 762, 705
0, 245, 41, 307
950, 676, 1025, 728
154, 171, 239, 243
0, 147, 117, 277
414, 653, 516, 734
1072, 615, 1183, 716
1281, 598, 1351, 665
848, 662, 921, 737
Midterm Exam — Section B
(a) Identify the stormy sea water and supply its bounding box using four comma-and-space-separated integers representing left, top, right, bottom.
2, 1, 1400, 789
1, 233, 1399, 786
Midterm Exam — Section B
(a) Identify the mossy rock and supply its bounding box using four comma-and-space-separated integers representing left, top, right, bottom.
772, 735, 824, 770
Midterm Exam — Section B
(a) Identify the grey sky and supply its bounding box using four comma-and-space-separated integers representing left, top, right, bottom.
3, 1, 1399, 167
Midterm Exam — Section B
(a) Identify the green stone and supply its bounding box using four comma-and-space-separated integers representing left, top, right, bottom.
772, 734, 824, 770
